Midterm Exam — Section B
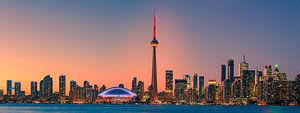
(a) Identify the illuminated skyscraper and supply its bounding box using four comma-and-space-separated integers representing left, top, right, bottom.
132, 77, 137, 93
184, 75, 191, 89
199, 75, 204, 99
232, 76, 242, 98
241, 70, 256, 98
193, 73, 199, 102
221, 64, 226, 82
6, 80, 12, 96
174, 79, 187, 102
40, 75, 53, 97
136, 81, 145, 101
264, 65, 272, 78
228, 59, 235, 81
165, 70, 173, 93
15, 82, 21, 97
239, 55, 249, 77
69, 80, 77, 98
31, 81, 38, 96
207, 80, 217, 103
59, 75, 66, 97
223, 79, 232, 102
193, 73, 198, 89
150, 10, 159, 102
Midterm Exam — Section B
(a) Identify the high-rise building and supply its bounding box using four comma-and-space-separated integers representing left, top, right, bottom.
207, 80, 217, 103
83, 80, 90, 98
6, 80, 12, 96
192, 73, 199, 102
150, 10, 159, 102
199, 75, 205, 99
184, 74, 192, 102
239, 55, 249, 77
137, 81, 144, 94
232, 76, 242, 99
92, 84, 99, 101
223, 79, 232, 102
272, 80, 294, 104
228, 59, 235, 81
40, 75, 53, 97
264, 65, 272, 78
59, 75, 66, 97
193, 73, 198, 89
69, 80, 77, 98
241, 70, 256, 98
100, 85, 106, 93
184, 75, 191, 89
221, 64, 226, 82
15, 82, 21, 97
165, 70, 173, 93
136, 81, 145, 102
31, 81, 38, 96
174, 79, 187, 102
132, 77, 137, 93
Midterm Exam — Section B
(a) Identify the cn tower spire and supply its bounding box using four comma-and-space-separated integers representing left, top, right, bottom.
150, 9, 159, 103
153, 9, 157, 40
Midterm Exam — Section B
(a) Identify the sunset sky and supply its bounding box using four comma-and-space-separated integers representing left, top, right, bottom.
0, 0, 299, 95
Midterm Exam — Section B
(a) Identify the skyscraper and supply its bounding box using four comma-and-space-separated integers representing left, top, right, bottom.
228, 58, 235, 81
59, 75, 66, 97
31, 81, 38, 96
193, 73, 199, 102
184, 74, 192, 102
199, 75, 204, 99
100, 85, 106, 93
174, 79, 187, 102
132, 77, 137, 93
221, 64, 226, 82
69, 80, 77, 98
184, 75, 191, 89
15, 82, 21, 97
241, 70, 256, 98
239, 55, 249, 77
150, 10, 159, 102
6, 80, 12, 96
264, 65, 272, 78
40, 75, 53, 97
232, 76, 242, 99
207, 80, 217, 103
193, 73, 198, 89
136, 81, 145, 101
223, 79, 232, 102
165, 70, 173, 93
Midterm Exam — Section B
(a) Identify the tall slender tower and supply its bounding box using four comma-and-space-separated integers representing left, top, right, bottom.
150, 9, 159, 102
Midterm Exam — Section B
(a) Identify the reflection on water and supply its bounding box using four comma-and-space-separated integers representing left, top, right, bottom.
0, 104, 299, 113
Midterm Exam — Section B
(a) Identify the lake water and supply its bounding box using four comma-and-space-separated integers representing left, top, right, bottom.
0, 104, 299, 113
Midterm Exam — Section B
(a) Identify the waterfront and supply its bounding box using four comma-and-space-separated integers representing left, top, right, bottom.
0, 104, 300, 113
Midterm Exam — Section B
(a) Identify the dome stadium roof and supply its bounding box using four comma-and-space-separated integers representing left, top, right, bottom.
98, 87, 137, 98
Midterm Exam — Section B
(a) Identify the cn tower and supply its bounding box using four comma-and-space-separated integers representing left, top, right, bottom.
150, 9, 159, 102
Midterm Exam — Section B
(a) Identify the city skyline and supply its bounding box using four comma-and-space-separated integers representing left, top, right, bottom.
0, 0, 300, 95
